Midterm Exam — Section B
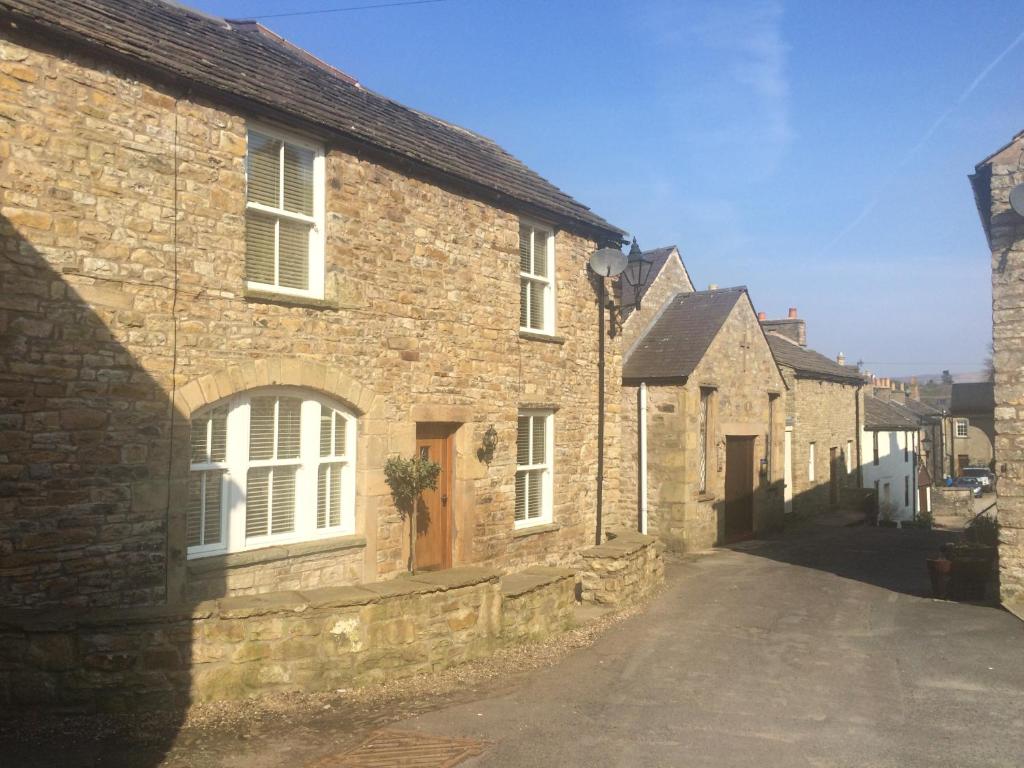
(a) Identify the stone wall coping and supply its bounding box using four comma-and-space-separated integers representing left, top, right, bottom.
501, 566, 575, 598
0, 567, 502, 631
511, 522, 561, 539
187, 535, 367, 575
579, 530, 659, 559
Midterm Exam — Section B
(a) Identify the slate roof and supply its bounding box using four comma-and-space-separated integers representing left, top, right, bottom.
950, 382, 995, 414
623, 288, 746, 381
902, 397, 943, 420
619, 246, 691, 317
765, 334, 863, 384
0, 0, 623, 239
864, 395, 921, 431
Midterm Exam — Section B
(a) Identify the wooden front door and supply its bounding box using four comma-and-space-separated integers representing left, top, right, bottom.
415, 424, 454, 571
724, 436, 755, 542
957, 454, 969, 477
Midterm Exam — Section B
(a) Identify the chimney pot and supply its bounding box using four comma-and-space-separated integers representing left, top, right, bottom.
758, 311, 767, 321
837, 352, 845, 366
708, 283, 719, 291
788, 307, 798, 319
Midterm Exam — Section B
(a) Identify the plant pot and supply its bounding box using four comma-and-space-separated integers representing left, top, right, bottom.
926, 558, 952, 599
950, 557, 990, 602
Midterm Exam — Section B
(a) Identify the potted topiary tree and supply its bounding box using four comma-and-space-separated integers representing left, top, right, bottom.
383, 453, 441, 573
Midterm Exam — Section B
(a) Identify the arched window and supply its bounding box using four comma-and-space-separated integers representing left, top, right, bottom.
187, 389, 357, 559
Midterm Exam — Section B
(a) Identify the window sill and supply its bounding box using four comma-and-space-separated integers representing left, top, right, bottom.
243, 288, 338, 310
519, 330, 565, 345
187, 533, 366, 574
512, 522, 560, 539
696, 493, 716, 503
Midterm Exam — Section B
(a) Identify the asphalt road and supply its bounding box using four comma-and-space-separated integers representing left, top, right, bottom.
401, 522, 1024, 768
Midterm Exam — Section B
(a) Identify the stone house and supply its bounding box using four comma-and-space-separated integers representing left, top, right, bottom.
0, 0, 628, 612
617, 260, 786, 551
861, 395, 921, 522
948, 382, 995, 474
759, 310, 864, 517
969, 130, 1024, 615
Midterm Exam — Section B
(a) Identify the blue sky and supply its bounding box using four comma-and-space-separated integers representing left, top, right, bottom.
193, 0, 1024, 377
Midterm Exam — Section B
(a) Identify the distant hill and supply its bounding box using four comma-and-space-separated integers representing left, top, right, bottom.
893, 371, 989, 385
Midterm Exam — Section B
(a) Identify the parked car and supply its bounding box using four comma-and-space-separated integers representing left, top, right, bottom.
953, 477, 984, 497
961, 466, 995, 493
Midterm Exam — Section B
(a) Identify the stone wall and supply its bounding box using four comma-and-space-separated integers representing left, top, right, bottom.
577, 531, 663, 606
784, 375, 862, 517
0, 31, 622, 609
0, 567, 504, 711
932, 487, 975, 520
975, 136, 1024, 609
500, 566, 576, 642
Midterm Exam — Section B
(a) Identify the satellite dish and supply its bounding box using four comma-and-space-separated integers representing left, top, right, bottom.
1010, 184, 1024, 216
588, 247, 627, 278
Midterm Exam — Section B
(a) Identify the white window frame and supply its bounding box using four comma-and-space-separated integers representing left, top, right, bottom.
515, 409, 554, 529
245, 124, 326, 300
519, 219, 556, 335
187, 387, 357, 559
808, 441, 816, 482
955, 418, 969, 439
846, 439, 853, 473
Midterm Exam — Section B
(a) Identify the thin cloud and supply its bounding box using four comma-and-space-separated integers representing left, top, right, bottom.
816, 24, 1024, 259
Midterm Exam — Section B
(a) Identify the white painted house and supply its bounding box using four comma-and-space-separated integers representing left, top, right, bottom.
861, 395, 921, 522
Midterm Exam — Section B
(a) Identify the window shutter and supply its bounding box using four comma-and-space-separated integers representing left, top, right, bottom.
320, 406, 333, 457
532, 415, 546, 464
515, 471, 527, 522
519, 224, 531, 273
271, 466, 297, 533
246, 467, 270, 537
532, 230, 548, 278
246, 131, 280, 207
517, 416, 530, 464
249, 397, 275, 461
278, 219, 310, 290
245, 212, 276, 285
519, 279, 529, 328
277, 397, 302, 459
187, 474, 203, 548
528, 469, 543, 519
282, 143, 315, 215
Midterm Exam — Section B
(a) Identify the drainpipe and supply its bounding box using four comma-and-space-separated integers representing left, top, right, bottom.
596, 277, 606, 545
638, 382, 648, 534
855, 385, 863, 488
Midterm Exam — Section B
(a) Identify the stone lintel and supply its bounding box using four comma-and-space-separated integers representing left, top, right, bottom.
409, 403, 474, 423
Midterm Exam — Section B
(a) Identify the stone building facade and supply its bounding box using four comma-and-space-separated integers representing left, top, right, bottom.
0, 2, 625, 610
618, 262, 785, 551
948, 382, 995, 474
970, 131, 1024, 614
762, 316, 864, 518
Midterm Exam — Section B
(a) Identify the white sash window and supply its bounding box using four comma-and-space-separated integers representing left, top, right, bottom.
245, 127, 325, 299
519, 221, 555, 334
515, 410, 554, 528
187, 389, 356, 559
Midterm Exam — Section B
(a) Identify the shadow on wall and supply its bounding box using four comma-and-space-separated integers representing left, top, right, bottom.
0, 213, 219, 766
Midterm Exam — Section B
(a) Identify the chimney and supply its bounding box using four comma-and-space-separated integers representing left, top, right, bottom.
757, 311, 767, 321
837, 352, 845, 366
708, 283, 719, 291
910, 376, 920, 401
759, 309, 807, 347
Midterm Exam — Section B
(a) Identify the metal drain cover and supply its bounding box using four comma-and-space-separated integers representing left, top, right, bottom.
307, 728, 488, 768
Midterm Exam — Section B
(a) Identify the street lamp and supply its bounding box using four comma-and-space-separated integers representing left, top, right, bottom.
587, 239, 654, 545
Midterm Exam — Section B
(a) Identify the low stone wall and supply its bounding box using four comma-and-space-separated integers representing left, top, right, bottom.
0, 567, 502, 712
933, 488, 975, 519
577, 531, 664, 606
500, 566, 576, 642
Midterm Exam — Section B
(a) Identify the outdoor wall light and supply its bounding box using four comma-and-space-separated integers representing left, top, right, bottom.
477, 424, 498, 465
1010, 183, 1024, 216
